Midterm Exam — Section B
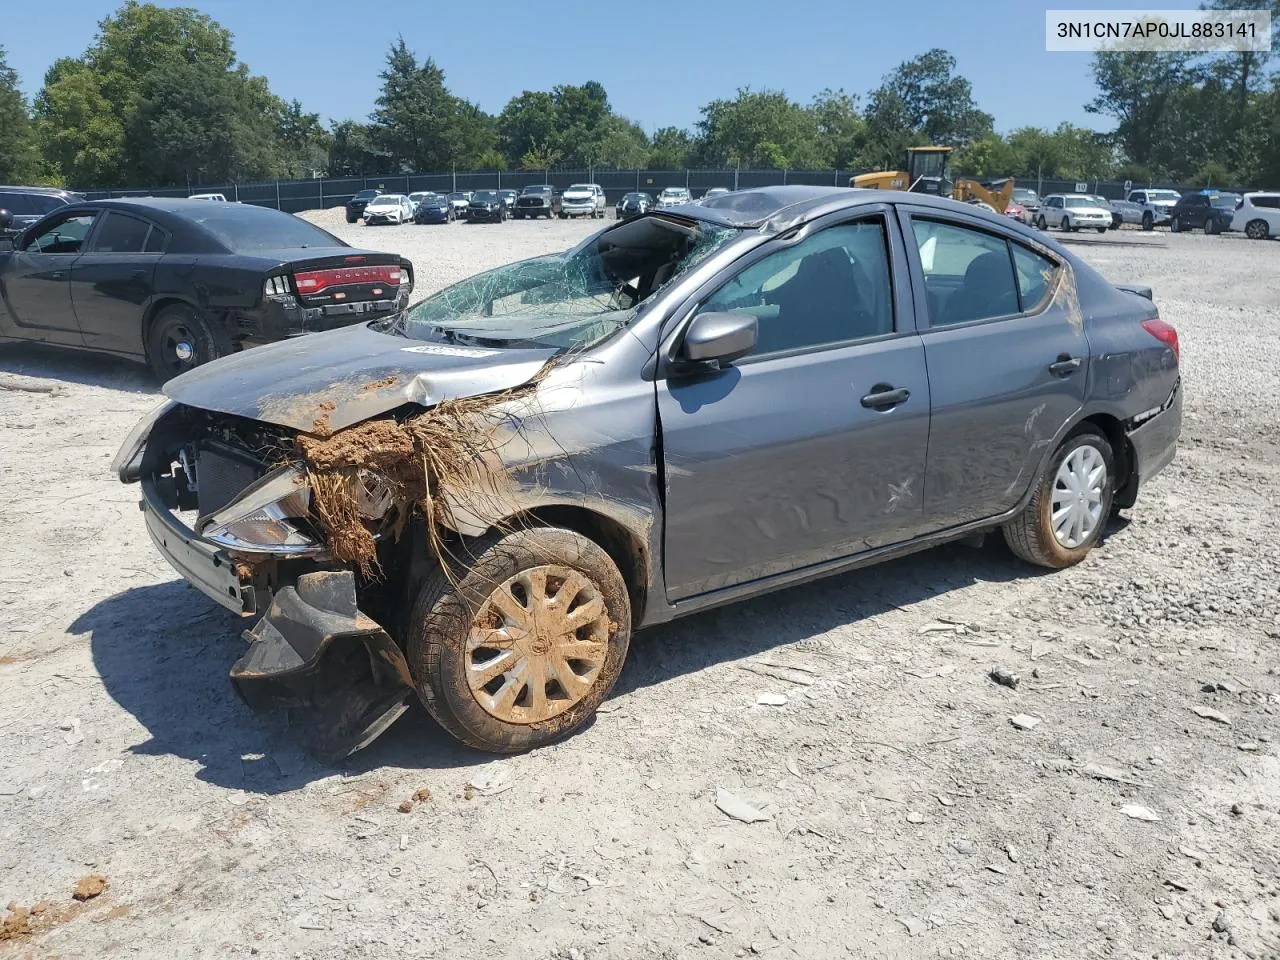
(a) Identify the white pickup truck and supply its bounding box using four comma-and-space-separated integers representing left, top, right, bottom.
1114, 189, 1181, 230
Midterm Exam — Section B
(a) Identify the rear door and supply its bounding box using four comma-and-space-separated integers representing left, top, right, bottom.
896, 206, 1089, 529
0, 210, 98, 346
657, 206, 932, 600
69, 210, 162, 355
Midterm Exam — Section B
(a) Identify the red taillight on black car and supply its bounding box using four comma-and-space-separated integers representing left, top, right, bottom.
293, 265, 405, 295
1142, 318, 1180, 363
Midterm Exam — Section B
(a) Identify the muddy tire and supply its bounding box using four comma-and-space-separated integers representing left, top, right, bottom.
146, 303, 230, 383
1003, 427, 1115, 569
406, 526, 632, 753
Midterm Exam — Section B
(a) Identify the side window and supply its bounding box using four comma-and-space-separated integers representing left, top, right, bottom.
24, 213, 97, 255
697, 219, 895, 357
27, 195, 66, 216
88, 212, 152, 253
143, 227, 168, 253
1253, 195, 1280, 209
1131, 192, 1146, 203
0, 192, 32, 214
911, 220, 1019, 327
1010, 243, 1060, 313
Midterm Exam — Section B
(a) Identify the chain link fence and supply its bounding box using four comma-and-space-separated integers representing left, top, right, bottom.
81, 169, 1247, 212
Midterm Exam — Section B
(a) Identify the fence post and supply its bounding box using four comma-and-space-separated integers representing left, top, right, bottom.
782, 168, 788, 185
406, 175, 411, 195
686, 169, 690, 190
275, 180, 281, 210
233, 182, 239, 202
635, 169, 640, 190
318, 178, 323, 208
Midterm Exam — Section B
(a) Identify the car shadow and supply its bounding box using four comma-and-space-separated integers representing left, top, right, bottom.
78, 519, 1127, 790
75, 580, 477, 795
0, 342, 157, 392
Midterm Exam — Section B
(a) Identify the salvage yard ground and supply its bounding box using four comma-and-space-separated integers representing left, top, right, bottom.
0, 210, 1277, 960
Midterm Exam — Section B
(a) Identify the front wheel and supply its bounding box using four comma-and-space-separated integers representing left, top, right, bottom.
1205, 219, 1218, 235
1003, 427, 1115, 569
1245, 218, 1269, 240
1061, 216, 1072, 232
407, 527, 632, 753
146, 304, 230, 383
1170, 216, 1181, 233
1096, 227, 1107, 233
1141, 212, 1154, 231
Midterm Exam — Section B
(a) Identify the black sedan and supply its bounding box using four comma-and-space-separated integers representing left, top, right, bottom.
1169, 192, 1241, 235
465, 190, 508, 223
345, 188, 382, 223
0, 198, 413, 382
413, 192, 455, 224
616, 191, 654, 220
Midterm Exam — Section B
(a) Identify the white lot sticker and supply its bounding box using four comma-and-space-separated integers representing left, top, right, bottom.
401, 344, 499, 358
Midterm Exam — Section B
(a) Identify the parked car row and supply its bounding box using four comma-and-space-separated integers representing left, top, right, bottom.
1020, 186, 1280, 240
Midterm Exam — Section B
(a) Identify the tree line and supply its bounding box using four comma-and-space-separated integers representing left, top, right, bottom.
1, 0, 1278, 191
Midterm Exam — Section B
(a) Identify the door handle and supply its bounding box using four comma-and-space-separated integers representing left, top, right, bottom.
50, 271, 65, 280
1048, 355, 1082, 377
860, 385, 910, 410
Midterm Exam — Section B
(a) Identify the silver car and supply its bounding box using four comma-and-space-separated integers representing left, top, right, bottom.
116, 186, 1182, 760
1036, 194, 1112, 233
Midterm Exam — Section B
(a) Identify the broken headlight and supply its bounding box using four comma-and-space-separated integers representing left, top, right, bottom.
113, 399, 177, 483
199, 465, 322, 555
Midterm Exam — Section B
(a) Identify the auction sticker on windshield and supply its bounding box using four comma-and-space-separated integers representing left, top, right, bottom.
401, 344, 500, 358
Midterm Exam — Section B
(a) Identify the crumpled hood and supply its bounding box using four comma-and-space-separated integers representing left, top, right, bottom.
164, 321, 557, 434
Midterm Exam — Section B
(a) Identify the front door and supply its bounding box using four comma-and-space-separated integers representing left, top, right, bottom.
69, 210, 160, 356
0, 211, 97, 346
897, 207, 1089, 529
658, 211, 931, 601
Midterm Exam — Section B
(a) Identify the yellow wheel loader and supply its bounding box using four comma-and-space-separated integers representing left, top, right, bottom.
850, 146, 1014, 215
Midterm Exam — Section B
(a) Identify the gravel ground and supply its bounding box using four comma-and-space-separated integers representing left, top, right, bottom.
1, 212, 1278, 960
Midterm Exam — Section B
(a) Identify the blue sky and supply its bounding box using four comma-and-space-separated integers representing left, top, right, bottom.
4, 0, 1208, 135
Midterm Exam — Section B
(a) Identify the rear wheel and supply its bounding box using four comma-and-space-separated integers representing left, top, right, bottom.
1036, 215, 1047, 230
146, 304, 230, 383
1003, 427, 1115, 569
1245, 218, 1269, 240
1205, 218, 1218, 235
407, 526, 632, 753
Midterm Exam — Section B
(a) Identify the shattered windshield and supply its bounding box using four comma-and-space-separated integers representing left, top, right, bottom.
400, 215, 738, 350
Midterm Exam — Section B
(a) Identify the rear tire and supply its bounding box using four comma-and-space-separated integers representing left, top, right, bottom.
406, 526, 632, 753
1003, 427, 1115, 569
1096, 227, 1106, 233
1036, 215, 1047, 230
1205, 219, 1218, 235
146, 303, 230, 384
1170, 216, 1181, 233
1246, 218, 1269, 240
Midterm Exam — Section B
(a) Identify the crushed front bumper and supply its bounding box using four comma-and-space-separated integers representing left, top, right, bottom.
141, 480, 413, 760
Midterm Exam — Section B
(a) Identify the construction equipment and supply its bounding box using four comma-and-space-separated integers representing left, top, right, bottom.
850, 146, 1014, 215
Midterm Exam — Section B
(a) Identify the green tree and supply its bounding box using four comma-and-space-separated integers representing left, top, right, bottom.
328, 120, 381, 176
952, 132, 1015, 178
370, 38, 459, 171
648, 126, 694, 168
34, 58, 126, 186
1086, 50, 1190, 169
593, 117, 649, 168
866, 49, 993, 148
276, 99, 330, 178
693, 88, 829, 168
497, 90, 558, 166
520, 141, 560, 172
0, 45, 41, 183
809, 88, 865, 168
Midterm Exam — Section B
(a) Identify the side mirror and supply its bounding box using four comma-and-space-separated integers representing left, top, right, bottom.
680, 310, 757, 365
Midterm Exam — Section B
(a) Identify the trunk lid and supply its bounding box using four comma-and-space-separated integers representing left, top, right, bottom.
163, 321, 557, 434
257, 249, 411, 307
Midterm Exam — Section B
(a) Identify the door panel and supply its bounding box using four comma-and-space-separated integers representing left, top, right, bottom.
70, 211, 158, 355
899, 207, 1089, 529
0, 212, 97, 346
658, 211, 930, 601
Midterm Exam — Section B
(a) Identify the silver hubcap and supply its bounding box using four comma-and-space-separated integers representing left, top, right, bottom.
174, 341, 194, 362
467, 565, 610, 724
1051, 444, 1107, 549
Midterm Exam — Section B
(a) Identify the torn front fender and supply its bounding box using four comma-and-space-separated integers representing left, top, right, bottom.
230, 570, 414, 762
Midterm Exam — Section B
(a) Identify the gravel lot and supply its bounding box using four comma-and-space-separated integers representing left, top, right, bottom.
1, 210, 1278, 960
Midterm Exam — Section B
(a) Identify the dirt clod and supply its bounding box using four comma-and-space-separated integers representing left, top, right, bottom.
72, 874, 107, 901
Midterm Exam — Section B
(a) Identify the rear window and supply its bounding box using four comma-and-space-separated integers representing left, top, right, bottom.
1252, 195, 1280, 209
89, 212, 152, 253
27, 194, 69, 215
190, 207, 344, 252
0, 192, 32, 214
353, 190, 379, 200
522, 186, 552, 194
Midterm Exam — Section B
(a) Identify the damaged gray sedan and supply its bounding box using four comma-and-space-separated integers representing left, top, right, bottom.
114, 186, 1182, 759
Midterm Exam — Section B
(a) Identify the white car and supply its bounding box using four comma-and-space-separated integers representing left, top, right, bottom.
701, 187, 731, 202
1231, 192, 1280, 240
190, 193, 227, 202
362, 194, 414, 225
560, 183, 606, 218
657, 187, 692, 208
408, 191, 432, 212
1035, 194, 1112, 233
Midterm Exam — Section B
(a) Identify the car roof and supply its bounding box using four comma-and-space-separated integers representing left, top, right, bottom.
0, 185, 81, 195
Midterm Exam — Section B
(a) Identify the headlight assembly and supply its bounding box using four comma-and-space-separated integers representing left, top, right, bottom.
199, 465, 322, 555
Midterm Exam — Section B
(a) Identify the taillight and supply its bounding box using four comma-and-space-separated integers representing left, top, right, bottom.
1141, 318, 1179, 363
263, 275, 291, 297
